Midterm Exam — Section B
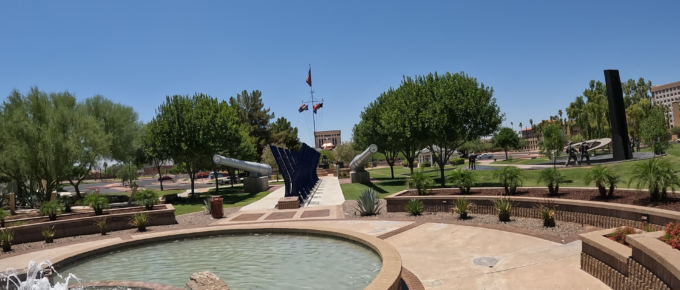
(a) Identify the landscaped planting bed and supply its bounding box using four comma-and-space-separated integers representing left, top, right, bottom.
5, 205, 167, 227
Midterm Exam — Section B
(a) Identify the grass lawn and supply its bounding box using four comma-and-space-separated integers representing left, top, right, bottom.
491, 156, 550, 165
172, 187, 272, 216
341, 146, 680, 200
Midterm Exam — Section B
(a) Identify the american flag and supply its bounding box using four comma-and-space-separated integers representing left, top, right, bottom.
306, 68, 312, 87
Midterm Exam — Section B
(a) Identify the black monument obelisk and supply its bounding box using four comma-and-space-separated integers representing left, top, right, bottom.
604, 70, 633, 161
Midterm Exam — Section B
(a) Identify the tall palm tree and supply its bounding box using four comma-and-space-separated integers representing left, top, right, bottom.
511, 122, 513, 130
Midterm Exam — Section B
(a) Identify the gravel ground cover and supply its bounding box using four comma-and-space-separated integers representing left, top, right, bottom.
0, 207, 241, 258
398, 188, 680, 211
5, 205, 168, 227
343, 200, 595, 239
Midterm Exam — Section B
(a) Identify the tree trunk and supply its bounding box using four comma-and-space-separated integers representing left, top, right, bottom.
598, 186, 607, 198
190, 176, 196, 197
155, 162, 164, 191
439, 164, 445, 187
505, 149, 508, 160
214, 169, 219, 193
607, 184, 615, 198
68, 180, 82, 199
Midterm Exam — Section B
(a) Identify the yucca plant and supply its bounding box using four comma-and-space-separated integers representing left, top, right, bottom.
405, 199, 424, 216
95, 219, 108, 235
537, 168, 565, 195
494, 198, 513, 222
83, 193, 110, 215
134, 188, 159, 210
492, 166, 524, 195
535, 200, 557, 227
583, 165, 619, 198
39, 201, 60, 221
355, 188, 382, 216
0, 210, 9, 228
202, 198, 212, 215
130, 213, 149, 232
407, 171, 434, 195
42, 226, 55, 243
452, 197, 473, 219
0, 229, 13, 252
628, 158, 680, 201
446, 168, 477, 194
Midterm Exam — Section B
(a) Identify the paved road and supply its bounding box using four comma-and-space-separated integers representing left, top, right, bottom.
63, 177, 231, 194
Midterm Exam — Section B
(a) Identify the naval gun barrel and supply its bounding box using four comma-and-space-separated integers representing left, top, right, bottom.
212, 155, 272, 177
349, 144, 378, 170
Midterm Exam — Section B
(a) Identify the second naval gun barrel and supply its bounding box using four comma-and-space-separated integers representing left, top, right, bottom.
349, 144, 378, 171
212, 155, 272, 177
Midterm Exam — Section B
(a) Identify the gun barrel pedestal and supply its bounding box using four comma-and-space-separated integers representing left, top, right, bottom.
243, 176, 269, 194
349, 145, 378, 184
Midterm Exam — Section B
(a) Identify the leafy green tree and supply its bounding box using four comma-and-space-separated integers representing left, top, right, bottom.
380, 82, 426, 174
269, 117, 301, 150
84, 95, 141, 164
334, 141, 358, 165
416, 72, 504, 186
538, 122, 565, 167
229, 90, 274, 161
622, 78, 653, 108
139, 121, 171, 190
261, 145, 279, 180
640, 106, 671, 155
353, 89, 400, 178
626, 98, 650, 140
116, 163, 138, 187
671, 126, 680, 139
492, 127, 520, 160
150, 93, 255, 196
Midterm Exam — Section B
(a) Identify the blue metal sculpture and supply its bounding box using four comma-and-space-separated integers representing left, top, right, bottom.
269, 143, 319, 203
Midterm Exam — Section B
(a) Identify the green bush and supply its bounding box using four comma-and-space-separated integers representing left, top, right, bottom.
583, 165, 619, 198
537, 168, 565, 195
40, 201, 60, 221
0, 210, 8, 228
135, 188, 159, 210
628, 158, 680, 201
356, 188, 382, 216
407, 171, 434, 195
0, 228, 13, 252
83, 193, 110, 215
130, 213, 149, 232
421, 161, 431, 167
494, 198, 513, 222
492, 166, 525, 195
535, 200, 557, 227
446, 168, 477, 194
405, 199, 424, 216
452, 197, 472, 219
449, 158, 465, 165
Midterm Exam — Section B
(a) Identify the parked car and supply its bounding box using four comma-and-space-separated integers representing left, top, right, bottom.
158, 175, 174, 181
477, 153, 494, 160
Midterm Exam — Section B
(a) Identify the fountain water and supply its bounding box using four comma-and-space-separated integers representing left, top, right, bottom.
1, 260, 80, 290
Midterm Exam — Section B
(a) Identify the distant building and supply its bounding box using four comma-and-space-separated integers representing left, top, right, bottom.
651, 80, 680, 129
673, 102, 680, 141
315, 130, 341, 150
519, 121, 578, 151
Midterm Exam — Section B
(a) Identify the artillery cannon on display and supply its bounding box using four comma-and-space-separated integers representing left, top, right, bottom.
349, 144, 378, 184
212, 155, 272, 193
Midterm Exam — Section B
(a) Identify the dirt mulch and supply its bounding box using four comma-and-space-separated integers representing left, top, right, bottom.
398, 188, 680, 211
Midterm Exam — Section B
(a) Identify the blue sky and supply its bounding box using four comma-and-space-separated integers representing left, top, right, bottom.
1, 0, 679, 146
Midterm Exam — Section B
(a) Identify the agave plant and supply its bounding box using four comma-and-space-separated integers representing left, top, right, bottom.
39, 201, 60, 221
535, 200, 557, 227
83, 193, 110, 215
0, 228, 13, 252
628, 158, 680, 201
130, 213, 149, 232
41, 226, 55, 243
446, 168, 477, 194
583, 165, 619, 198
407, 171, 434, 195
95, 218, 108, 235
452, 197, 473, 219
494, 198, 513, 222
405, 199, 424, 216
492, 166, 524, 195
0, 210, 8, 228
355, 188, 382, 216
134, 188, 159, 210
537, 168, 565, 195
203, 198, 212, 215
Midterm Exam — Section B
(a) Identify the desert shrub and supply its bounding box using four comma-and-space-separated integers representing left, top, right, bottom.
0, 229, 13, 252
42, 226, 55, 243
492, 167, 524, 195
83, 193, 109, 215
607, 226, 639, 245
583, 165, 619, 198
130, 213, 149, 232
356, 188, 382, 216
537, 168, 565, 195
661, 222, 680, 250
405, 199, 423, 216
628, 158, 680, 201
449, 158, 465, 165
407, 171, 434, 195
446, 168, 477, 194
39, 201, 60, 221
0, 210, 8, 228
452, 197, 473, 219
135, 189, 159, 210
96, 219, 108, 235
494, 198, 513, 222
535, 201, 557, 227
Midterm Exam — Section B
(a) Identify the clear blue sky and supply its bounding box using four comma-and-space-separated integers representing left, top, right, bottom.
1, 0, 679, 146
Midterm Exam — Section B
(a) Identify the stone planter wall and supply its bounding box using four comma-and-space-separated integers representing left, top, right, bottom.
8, 204, 176, 244
385, 188, 679, 229
580, 228, 677, 290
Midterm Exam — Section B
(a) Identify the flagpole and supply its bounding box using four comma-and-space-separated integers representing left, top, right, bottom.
310, 64, 316, 145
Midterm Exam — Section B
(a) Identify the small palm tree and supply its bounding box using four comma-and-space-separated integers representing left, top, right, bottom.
83, 192, 110, 215
135, 188, 159, 210
492, 166, 525, 195
583, 165, 618, 198
407, 170, 434, 195
537, 168, 565, 195
628, 158, 680, 201
446, 168, 477, 194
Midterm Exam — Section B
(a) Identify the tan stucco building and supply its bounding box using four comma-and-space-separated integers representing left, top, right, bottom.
651, 80, 680, 129
315, 130, 341, 150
